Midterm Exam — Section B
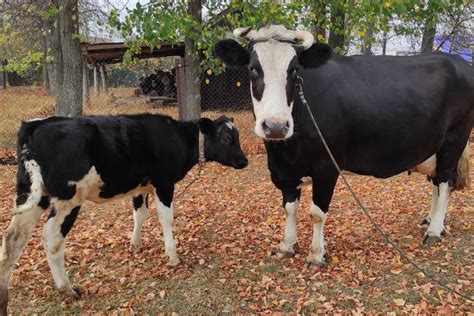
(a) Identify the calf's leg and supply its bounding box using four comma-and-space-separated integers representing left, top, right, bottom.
155, 188, 179, 266
42, 201, 81, 298
0, 159, 49, 315
130, 194, 149, 252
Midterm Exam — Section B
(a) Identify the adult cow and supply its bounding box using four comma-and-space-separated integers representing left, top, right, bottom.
0, 114, 247, 313
214, 25, 473, 268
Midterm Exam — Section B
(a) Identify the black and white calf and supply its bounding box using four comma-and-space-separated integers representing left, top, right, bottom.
0, 114, 247, 312
215, 25, 473, 268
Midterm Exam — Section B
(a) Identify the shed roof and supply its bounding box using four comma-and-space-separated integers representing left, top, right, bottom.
80, 42, 185, 65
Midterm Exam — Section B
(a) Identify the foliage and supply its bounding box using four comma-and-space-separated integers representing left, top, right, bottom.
0, 19, 43, 76
109, 1, 302, 74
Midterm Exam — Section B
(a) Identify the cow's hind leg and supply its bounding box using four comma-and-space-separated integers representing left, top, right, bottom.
422, 134, 469, 246
273, 188, 301, 258
130, 194, 149, 252
43, 200, 81, 299
306, 172, 338, 269
0, 159, 49, 315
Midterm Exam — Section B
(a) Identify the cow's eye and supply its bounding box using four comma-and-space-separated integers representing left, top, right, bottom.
222, 134, 232, 145
249, 66, 259, 77
289, 68, 298, 77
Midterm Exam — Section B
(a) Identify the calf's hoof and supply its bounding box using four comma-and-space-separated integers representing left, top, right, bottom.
0, 284, 8, 316
168, 257, 181, 267
422, 234, 441, 246
129, 243, 143, 253
60, 285, 82, 300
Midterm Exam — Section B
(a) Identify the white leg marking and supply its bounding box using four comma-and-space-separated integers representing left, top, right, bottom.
130, 197, 149, 252
0, 208, 43, 284
307, 203, 327, 266
1, 159, 44, 286
425, 184, 439, 223
155, 196, 179, 266
42, 201, 80, 297
425, 182, 450, 238
279, 199, 299, 254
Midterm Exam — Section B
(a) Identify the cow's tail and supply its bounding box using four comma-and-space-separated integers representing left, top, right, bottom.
454, 141, 470, 191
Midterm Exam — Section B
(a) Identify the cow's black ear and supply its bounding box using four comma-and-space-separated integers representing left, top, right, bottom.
213, 39, 250, 68
198, 118, 216, 136
298, 43, 333, 68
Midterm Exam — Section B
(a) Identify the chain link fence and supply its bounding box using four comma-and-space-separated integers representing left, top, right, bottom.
0, 54, 260, 162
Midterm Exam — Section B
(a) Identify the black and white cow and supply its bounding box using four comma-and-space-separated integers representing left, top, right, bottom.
214, 25, 473, 268
0, 114, 247, 312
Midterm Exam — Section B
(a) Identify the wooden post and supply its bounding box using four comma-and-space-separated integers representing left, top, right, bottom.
100, 64, 108, 94
82, 56, 89, 106
176, 57, 187, 121
93, 64, 99, 97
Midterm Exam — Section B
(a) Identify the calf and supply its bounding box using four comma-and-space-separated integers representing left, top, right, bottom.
0, 114, 247, 312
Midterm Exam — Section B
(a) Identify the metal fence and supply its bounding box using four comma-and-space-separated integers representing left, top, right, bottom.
0, 55, 253, 155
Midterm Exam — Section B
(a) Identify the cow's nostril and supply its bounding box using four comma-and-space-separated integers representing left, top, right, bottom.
262, 121, 271, 135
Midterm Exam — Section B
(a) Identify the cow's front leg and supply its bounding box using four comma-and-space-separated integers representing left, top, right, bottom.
274, 188, 301, 258
130, 194, 149, 252
43, 201, 82, 299
421, 184, 438, 225
155, 187, 180, 266
306, 173, 338, 269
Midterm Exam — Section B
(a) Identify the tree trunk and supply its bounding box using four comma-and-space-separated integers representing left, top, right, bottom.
309, 0, 327, 41
182, 0, 202, 121
42, 34, 50, 92
328, 2, 345, 53
44, 0, 83, 116
382, 30, 388, 55
361, 22, 374, 55
421, 23, 436, 53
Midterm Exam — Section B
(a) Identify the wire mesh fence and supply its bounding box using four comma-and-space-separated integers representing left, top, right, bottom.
0, 55, 261, 162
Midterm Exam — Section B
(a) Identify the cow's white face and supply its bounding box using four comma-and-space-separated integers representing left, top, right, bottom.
250, 41, 298, 139
214, 25, 317, 141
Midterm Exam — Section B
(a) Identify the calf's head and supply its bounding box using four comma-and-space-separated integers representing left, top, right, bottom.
214, 24, 332, 140
199, 116, 248, 169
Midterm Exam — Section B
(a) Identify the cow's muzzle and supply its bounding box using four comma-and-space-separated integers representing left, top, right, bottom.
262, 118, 290, 139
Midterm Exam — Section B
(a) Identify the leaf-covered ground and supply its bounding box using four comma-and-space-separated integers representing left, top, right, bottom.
0, 105, 472, 314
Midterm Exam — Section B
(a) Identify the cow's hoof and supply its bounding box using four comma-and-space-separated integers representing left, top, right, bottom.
305, 253, 329, 270
129, 243, 142, 253
168, 257, 181, 266
422, 234, 442, 246
271, 243, 299, 259
305, 260, 327, 270
60, 285, 82, 300
0, 284, 8, 316
420, 218, 430, 225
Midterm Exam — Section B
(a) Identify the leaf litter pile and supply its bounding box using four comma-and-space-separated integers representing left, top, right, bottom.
0, 109, 472, 314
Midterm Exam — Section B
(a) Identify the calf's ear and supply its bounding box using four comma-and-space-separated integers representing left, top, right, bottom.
298, 43, 333, 68
213, 39, 250, 68
198, 118, 216, 136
